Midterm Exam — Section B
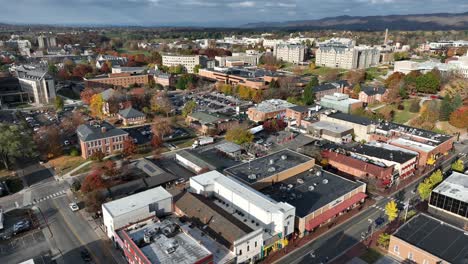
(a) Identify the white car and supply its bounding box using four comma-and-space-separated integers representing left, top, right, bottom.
64, 140, 70, 146
69, 202, 79, 212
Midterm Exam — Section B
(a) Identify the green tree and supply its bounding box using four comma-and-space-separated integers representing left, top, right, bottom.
182, 100, 197, 117
54, 96, 64, 111
377, 233, 391, 249
417, 181, 432, 201
193, 64, 202, 74
385, 200, 399, 222
416, 72, 440, 94
429, 170, 443, 186
303, 85, 315, 105
451, 159, 464, 172
409, 100, 420, 113
393, 51, 409, 61
308, 76, 319, 87
176, 77, 187, 90
48, 64, 58, 75
452, 94, 463, 110
225, 126, 254, 145
439, 95, 453, 121
0, 123, 37, 170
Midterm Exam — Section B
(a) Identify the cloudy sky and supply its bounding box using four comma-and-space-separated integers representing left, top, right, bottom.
1, 0, 467, 26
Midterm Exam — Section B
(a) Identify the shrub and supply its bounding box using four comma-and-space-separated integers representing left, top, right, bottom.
397, 104, 404, 110
70, 148, 79, 157
70, 180, 81, 192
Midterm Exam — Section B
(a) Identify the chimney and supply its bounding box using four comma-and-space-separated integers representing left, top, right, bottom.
101, 126, 107, 133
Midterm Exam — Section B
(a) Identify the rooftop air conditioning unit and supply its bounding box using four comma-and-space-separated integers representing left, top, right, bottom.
322, 179, 328, 184
281, 155, 287, 160
308, 186, 315, 191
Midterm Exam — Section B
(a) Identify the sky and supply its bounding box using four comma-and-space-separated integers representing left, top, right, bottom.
1, 0, 467, 26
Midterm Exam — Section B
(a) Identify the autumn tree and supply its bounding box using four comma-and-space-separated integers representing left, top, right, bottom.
90, 150, 105, 161
0, 123, 36, 170
84, 190, 105, 213
344, 70, 366, 85
102, 160, 119, 178
418, 170, 444, 201
122, 138, 137, 157
352, 84, 362, 98
151, 92, 173, 117
321, 69, 340, 82
225, 125, 253, 145
377, 233, 390, 249
72, 64, 93, 79
100, 61, 111, 73
263, 118, 287, 132
182, 100, 197, 117
80, 168, 106, 193
90, 94, 104, 118
80, 88, 99, 105
449, 106, 468, 128
385, 200, 399, 222
409, 99, 420, 113
54, 96, 64, 111
34, 126, 62, 158
151, 117, 172, 139
149, 51, 162, 65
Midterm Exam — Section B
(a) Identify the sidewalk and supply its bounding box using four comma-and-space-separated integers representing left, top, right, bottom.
265, 199, 376, 264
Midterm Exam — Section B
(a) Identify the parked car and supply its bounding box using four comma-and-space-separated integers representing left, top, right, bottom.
69, 202, 79, 212
81, 249, 91, 262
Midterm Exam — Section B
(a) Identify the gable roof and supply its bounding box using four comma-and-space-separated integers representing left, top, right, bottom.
76, 122, 128, 142
119, 107, 145, 119
361, 86, 386, 96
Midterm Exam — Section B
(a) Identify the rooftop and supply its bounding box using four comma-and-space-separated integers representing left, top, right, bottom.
325, 112, 374, 126
224, 149, 313, 185
432, 171, 468, 203
376, 122, 452, 144
76, 122, 128, 142
389, 138, 436, 153
188, 111, 232, 125
250, 99, 296, 113
102, 187, 172, 218
361, 86, 386, 96
174, 191, 254, 248
393, 213, 468, 263
260, 167, 365, 217
119, 107, 145, 119
119, 218, 211, 264
310, 121, 353, 134
215, 142, 241, 154
313, 82, 341, 93
135, 158, 177, 184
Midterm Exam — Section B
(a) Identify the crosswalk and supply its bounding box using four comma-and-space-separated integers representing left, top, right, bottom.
22, 189, 67, 207
371, 197, 406, 212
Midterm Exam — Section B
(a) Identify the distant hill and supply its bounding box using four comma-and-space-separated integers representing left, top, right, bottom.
241, 12, 468, 30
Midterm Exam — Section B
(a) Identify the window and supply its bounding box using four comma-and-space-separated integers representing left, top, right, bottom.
255, 241, 257, 247
247, 246, 250, 252
238, 249, 242, 256
393, 245, 399, 254
408, 252, 413, 260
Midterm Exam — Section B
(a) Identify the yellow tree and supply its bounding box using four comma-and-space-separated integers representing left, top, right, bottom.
89, 94, 104, 118
451, 159, 464, 172
385, 200, 399, 222
417, 181, 432, 201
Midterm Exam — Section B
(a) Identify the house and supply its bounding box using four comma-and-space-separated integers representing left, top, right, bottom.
118, 107, 146, 126
186, 111, 239, 135
77, 122, 129, 159
358, 86, 388, 104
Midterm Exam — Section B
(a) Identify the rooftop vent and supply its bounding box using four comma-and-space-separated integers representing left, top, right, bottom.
297, 178, 304, 184
281, 155, 287, 160
269, 159, 275, 165
308, 186, 315, 191
248, 174, 257, 180
316, 171, 322, 177
322, 179, 329, 184
268, 167, 276, 172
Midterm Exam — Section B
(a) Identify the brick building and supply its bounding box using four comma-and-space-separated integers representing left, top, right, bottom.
84, 73, 151, 89
247, 99, 296, 123
77, 122, 128, 159
118, 107, 146, 126
358, 86, 388, 105
186, 111, 239, 135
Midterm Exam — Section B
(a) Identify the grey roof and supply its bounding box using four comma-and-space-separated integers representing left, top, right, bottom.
177, 150, 216, 171
76, 122, 128, 142
326, 112, 374, 126
15, 65, 51, 80
260, 167, 365, 217
288, 105, 310, 113
101, 88, 115, 101
135, 158, 178, 185
313, 82, 340, 93
118, 107, 145, 119
432, 171, 468, 203
393, 213, 468, 263
188, 111, 231, 125
361, 86, 386, 96
215, 142, 241, 154
224, 149, 313, 185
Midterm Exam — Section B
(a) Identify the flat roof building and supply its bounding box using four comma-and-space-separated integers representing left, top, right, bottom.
224, 149, 315, 190
309, 121, 353, 144
429, 171, 468, 227
319, 93, 363, 114
260, 166, 366, 235
388, 213, 468, 264
102, 187, 173, 239
247, 99, 296, 123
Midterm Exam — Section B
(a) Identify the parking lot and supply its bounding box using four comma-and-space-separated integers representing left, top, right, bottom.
123, 125, 192, 145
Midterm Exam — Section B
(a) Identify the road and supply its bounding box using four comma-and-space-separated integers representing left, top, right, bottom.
0, 163, 119, 264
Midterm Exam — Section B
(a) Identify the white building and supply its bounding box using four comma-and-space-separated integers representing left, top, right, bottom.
102, 187, 173, 239
315, 42, 380, 69
273, 44, 306, 64
394, 55, 468, 78
95, 55, 128, 69
215, 52, 262, 67
15, 66, 56, 105
262, 39, 285, 48
190, 171, 296, 238
162, 54, 204, 73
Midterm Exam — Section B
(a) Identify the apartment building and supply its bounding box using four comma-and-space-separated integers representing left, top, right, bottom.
215, 52, 262, 67
162, 54, 205, 73
273, 44, 306, 64
84, 73, 151, 89
77, 122, 129, 159
315, 42, 380, 69
15, 66, 56, 105
37, 35, 57, 49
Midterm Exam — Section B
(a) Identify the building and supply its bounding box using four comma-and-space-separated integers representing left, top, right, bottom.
319, 112, 377, 142
162, 54, 205, 73
84, 73, 151, 89
37, 35, 57, 49
95, 55, 128, 69
427, 40, 468, 50
77, 122, 129, 159
394, 56, 468, 78
215, 142, 242, 158
388, 213, 468, 264
186, 111, 239, 135
102, 186, 173, 239
118, 107, 146, 126
429, 171, 468, 227
215, 52, 262, 67
319, 93, 363, 114
189, 171, 295, 260
315, 41, 380, 69
309, 121, 353, 144
15, 65, 56, 105
247, 99, 296, 123
112, 66, 146, 74
149, 69, 176, 87
260, 167, 366, 235
174, 191, 263, 264
273, 44, 306, 64
358, 86, 388, 105
114, 217, 213, 264
175, 149, 216, 174
262, 39, 285, 48
312, 81, 348, 100
198, 67, 280, 90
224, 149, 315, 190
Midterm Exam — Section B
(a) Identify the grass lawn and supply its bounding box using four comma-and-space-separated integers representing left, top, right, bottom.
310, 66, 346, 77
378, 99, 419, 124
48, 155, 88, 175
116, 49, 151, 56
360, 248, 384, 264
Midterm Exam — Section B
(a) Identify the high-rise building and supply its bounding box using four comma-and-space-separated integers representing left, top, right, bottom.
162, 54, 207, 73
15, 66, 56, 105
315, 41, 380, 69
37, 35, 57, 49
273, 44, 306, 64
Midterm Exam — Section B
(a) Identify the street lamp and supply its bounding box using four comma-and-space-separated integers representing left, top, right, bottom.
32, 205, 53, 238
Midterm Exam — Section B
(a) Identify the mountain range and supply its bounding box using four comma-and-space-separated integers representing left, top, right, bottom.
242, 12, 468, 30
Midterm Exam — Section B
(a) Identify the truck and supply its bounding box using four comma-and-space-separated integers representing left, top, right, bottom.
192, 136, 214, 148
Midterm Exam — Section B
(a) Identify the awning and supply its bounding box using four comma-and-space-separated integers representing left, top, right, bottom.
305, 192, 367, 231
